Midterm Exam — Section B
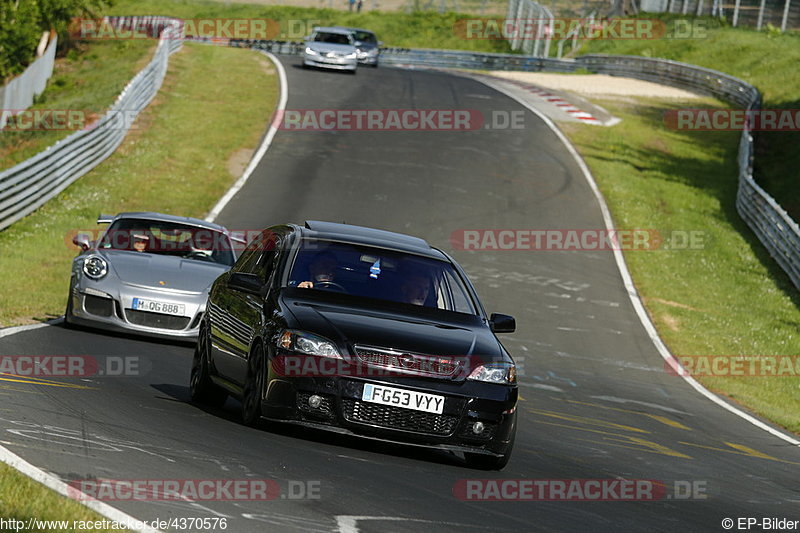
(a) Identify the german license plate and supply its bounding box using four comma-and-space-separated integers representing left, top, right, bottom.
132, 298, 185, 316
361, 383, 444, 414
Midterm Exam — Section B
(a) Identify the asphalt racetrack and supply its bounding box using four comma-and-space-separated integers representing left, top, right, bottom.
1, 57, 798, 532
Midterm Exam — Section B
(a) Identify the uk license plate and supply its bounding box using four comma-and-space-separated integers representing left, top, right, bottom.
132, 298, 185, 316
361, 383, 444, 414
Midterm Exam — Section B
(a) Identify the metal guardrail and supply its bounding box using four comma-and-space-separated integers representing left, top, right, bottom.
4, 25, 798, 290
0, 34, 58, 131
234, 39, 800, 290
0, 16, 183, 232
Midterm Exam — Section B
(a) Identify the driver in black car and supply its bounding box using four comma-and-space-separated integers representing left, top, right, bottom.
297, 251, 339, 289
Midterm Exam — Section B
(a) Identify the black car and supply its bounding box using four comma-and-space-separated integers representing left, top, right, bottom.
190, 221, 518, 469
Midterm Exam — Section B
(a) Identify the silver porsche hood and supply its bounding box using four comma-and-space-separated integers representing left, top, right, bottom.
102, 250, 228, 292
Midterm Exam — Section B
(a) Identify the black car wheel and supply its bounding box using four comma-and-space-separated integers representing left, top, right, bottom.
241, 343, 266, 426
464, 421, 516, 470
190, 325, 228, 408
64, 280, 76, 329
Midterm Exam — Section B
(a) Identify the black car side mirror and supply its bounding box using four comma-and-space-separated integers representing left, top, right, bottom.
228, 272, 263, 295
490, 313, 516, 333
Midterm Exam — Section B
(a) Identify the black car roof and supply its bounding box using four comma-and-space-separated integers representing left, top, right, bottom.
298, 221, 447, 260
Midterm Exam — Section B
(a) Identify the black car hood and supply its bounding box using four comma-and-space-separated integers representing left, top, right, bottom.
282, 291, 508, 363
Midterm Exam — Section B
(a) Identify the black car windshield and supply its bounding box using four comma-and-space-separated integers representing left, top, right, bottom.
287, 240, 476, 314
350, 31, 377, 44
313, 32, 351, 45
98, 218, 236, 266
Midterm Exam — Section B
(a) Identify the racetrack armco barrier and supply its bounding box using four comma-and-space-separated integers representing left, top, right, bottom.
226, 36, 800, 290
0, 16, 184, 232
4, 20, 798, 292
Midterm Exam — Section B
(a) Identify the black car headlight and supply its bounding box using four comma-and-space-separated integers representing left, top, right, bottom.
82, 256, 108, 280
468, 362, 516, 384
278, 330, 342, 359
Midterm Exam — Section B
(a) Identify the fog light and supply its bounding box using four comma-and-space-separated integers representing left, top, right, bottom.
472, 421, 485, 435
308, 395, 323, 409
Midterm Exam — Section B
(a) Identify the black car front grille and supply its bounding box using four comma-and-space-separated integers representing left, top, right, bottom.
84, 295, 114, 317
342, 399, 458, 436
125, 309, 191, 330
354, 345, 462, 379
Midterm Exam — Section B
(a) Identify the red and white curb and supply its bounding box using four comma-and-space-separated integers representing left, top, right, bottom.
499, 78, 603, 125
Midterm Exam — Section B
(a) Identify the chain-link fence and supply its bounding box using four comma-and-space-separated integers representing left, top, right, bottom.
641, 0, 799, 30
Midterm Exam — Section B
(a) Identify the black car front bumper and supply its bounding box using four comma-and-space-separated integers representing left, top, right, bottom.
261, 368, 517, 457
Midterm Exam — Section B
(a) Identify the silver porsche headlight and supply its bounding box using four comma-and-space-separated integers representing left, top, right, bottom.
344, 51, 357, 59
83, 256, 108, 280
467, 362, 516, 384
305, 47, 318, 56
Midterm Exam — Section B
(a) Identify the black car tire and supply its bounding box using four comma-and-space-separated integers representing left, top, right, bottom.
464, 421, 516, 470
190, 325, 228, 408
241, 343, 266, 426
64, 280, 76, 329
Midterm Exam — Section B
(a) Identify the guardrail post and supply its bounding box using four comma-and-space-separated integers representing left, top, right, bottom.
781, 0, 791, 31
756, 0, 766, 29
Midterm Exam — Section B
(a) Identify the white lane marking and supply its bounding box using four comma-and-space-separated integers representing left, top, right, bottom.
0, 50, 289, 533
589, 395, 691, 415
0, 445, 162, 532
336, 516, 487, 533
0, 318, 61, 338
472, 75, 800, 448
519, 383, 564, 392
205, 51, 288, 223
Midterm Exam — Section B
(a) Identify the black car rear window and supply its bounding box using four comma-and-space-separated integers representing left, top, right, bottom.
287, 240, 476, 314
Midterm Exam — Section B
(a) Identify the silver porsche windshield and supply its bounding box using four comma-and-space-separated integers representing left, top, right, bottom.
287, 240, 476, 314
98, 218, 236, 266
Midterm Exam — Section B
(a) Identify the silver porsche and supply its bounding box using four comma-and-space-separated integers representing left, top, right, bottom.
65, 212, 238, 341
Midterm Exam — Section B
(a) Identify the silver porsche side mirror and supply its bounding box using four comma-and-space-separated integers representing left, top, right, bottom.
73, 233, 92, 251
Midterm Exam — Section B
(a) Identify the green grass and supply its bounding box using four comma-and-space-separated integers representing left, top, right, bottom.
0, 41, 277, 326
1, 40, 155, 171
575, 14, 800, 220
0, 462, 126, 532
560, 96, 800, 434
109, 0, 514, 52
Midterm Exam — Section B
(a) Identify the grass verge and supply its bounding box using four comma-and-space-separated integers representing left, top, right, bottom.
0, 462, 127, 533
1, 40, 155, 171
109, 0, 513, 53
560, 96, 800, 434
576, 14, 800, 220
0, 41, 278, 327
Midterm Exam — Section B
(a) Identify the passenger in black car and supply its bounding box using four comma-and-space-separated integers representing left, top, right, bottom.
400, 273, 432, 306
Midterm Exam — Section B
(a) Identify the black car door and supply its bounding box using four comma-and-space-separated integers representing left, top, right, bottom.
224, 231, 282, 386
